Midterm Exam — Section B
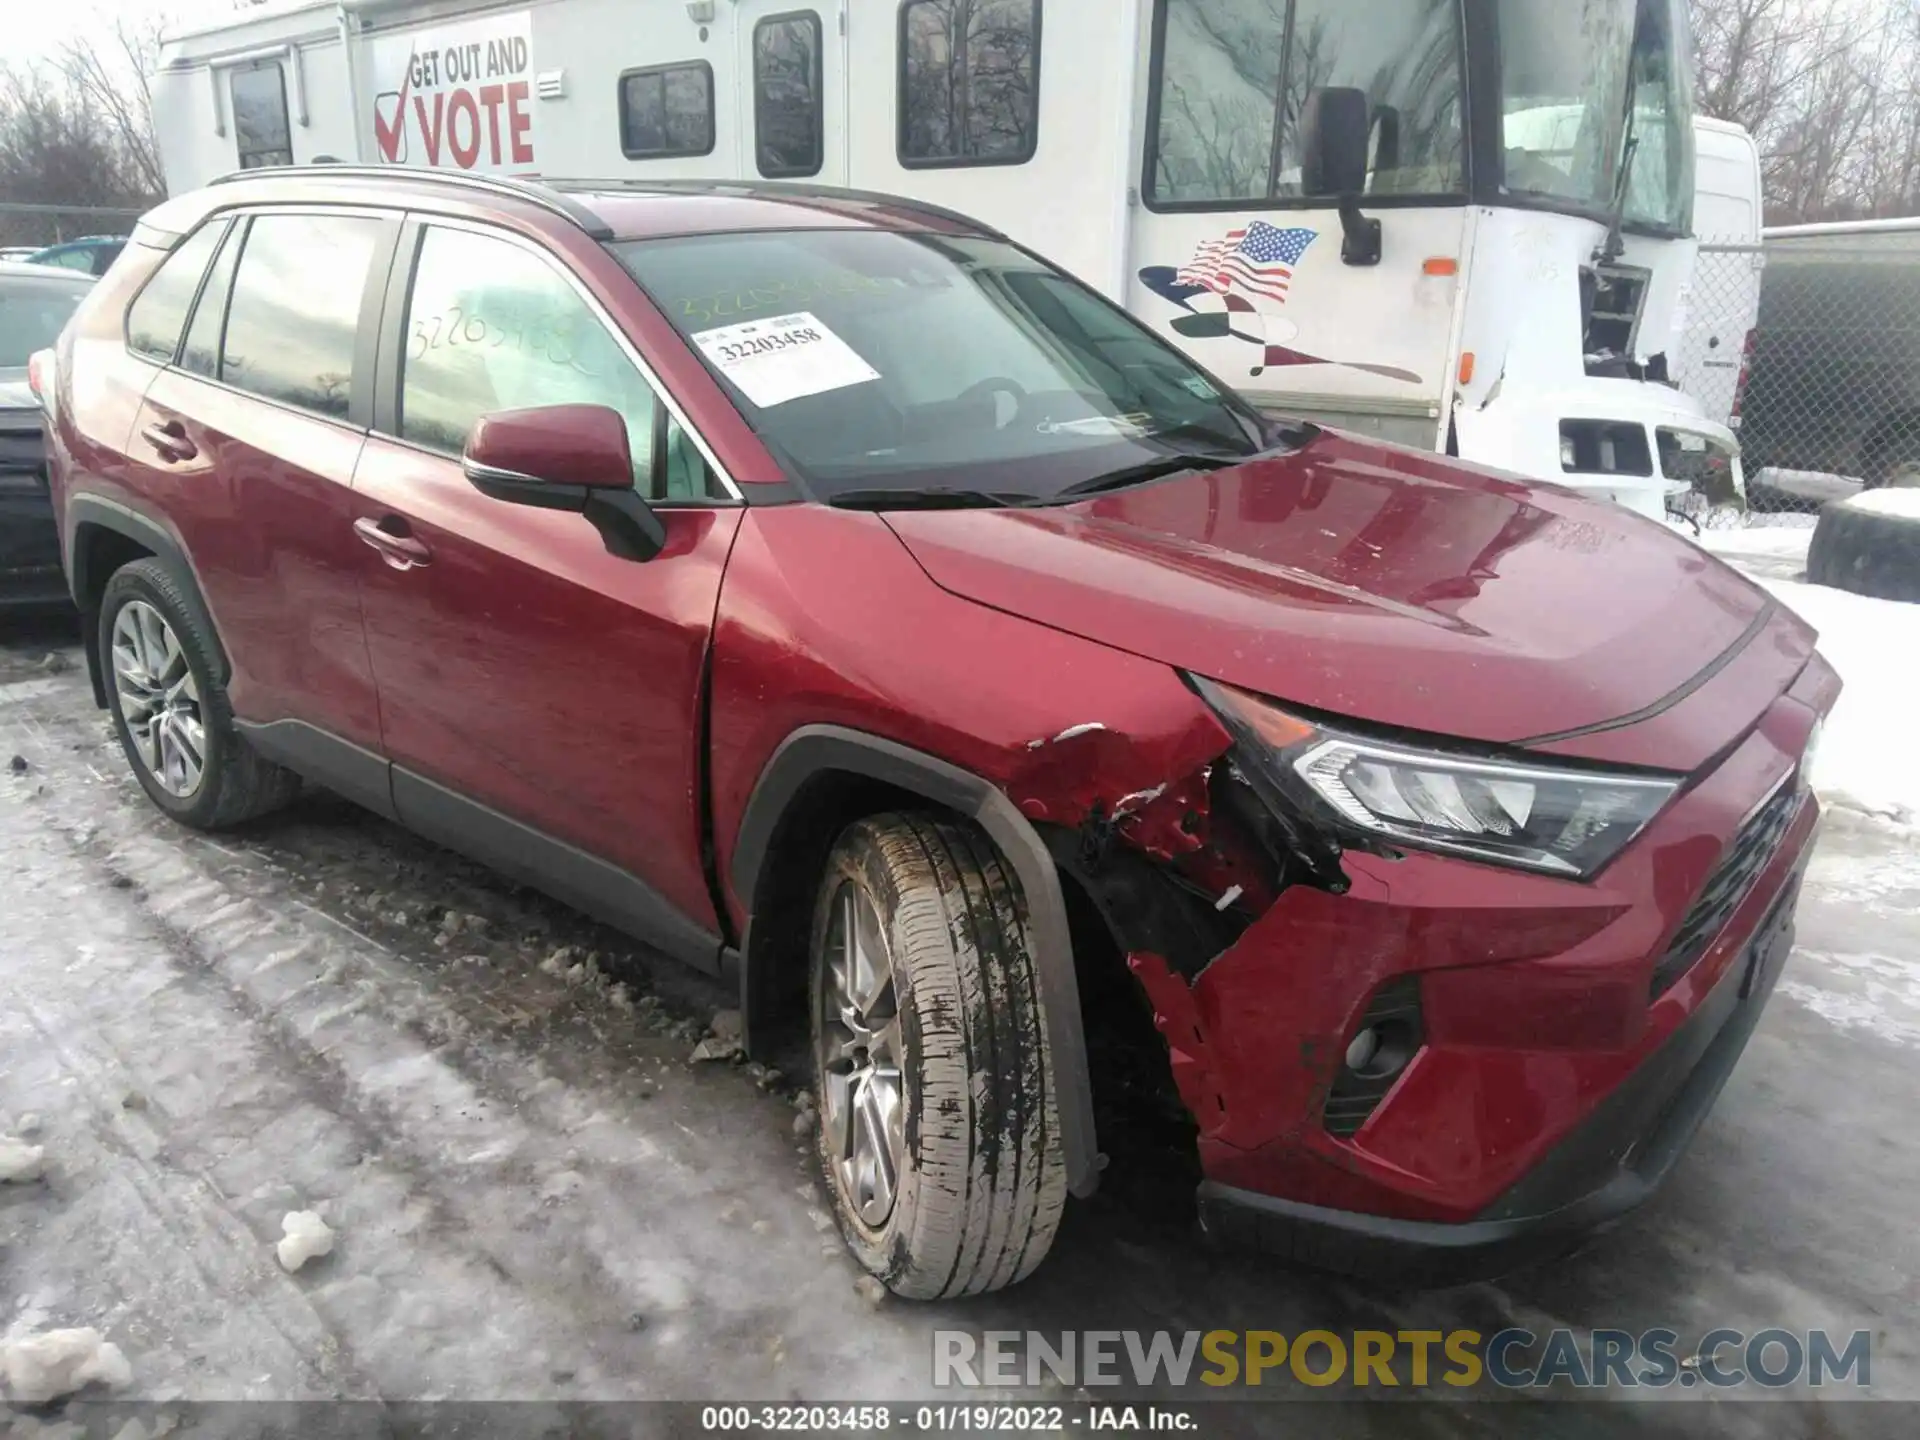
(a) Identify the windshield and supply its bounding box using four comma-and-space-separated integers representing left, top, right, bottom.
613, 230, 1268, 501
0, 280, 86, 368
1494, 0, 1696, 233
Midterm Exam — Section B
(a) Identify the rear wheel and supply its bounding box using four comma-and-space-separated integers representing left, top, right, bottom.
810, 813, 1067, 1298
100, 559, 299, 829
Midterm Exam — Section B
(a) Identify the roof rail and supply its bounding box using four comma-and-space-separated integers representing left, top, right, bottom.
206, 165, 614, 240
541, 176, 1002, 238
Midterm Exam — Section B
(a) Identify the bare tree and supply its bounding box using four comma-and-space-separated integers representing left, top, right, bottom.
59, 13, 168, 198
1692, 0, 1920, 222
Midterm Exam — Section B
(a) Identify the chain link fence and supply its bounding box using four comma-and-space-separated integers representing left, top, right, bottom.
1680, 225, 1920, 516
0, 201, 147, 256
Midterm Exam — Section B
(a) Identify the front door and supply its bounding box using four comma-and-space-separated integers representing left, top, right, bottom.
350, 219, 743, 971
1128, 0, 1469, 447
737, 2, 847, 185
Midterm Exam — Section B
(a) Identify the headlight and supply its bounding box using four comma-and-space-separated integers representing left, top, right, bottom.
1193, 677, 1679, 880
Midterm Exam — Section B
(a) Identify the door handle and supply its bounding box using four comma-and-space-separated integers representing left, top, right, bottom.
353, 515, 433, 571
140, 420, 197, 462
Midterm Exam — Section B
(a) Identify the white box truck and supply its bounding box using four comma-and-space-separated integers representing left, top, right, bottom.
151, 0, 1744, 519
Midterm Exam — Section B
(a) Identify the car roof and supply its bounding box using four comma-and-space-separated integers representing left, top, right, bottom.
0, 260, 97, 287
136, 167, 1000, 250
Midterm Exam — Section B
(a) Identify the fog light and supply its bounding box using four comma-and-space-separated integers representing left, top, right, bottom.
1345, 1027, 1381, 1071
1342, 1020, 1417, 1081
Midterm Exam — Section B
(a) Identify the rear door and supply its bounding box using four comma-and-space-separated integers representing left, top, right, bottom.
350, 218, 744, 971
129, 208, 396, 788
738, 3, 846, 184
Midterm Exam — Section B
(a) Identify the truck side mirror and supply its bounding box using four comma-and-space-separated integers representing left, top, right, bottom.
1300, 87, 1383, 268
1300, 87, 1370, 198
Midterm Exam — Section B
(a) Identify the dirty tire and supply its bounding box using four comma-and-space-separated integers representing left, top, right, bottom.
1806, 494, 1920, 604
100, 558, 301, 828
810, 813, 1067, 1299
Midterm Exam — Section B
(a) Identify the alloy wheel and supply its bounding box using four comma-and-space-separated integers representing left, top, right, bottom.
112, 599, 206, 798
816, 880, 906, 1228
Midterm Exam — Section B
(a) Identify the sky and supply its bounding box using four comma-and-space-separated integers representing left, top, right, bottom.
8, 0, 240, 71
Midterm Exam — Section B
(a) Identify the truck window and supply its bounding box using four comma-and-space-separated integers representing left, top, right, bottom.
126, 220, 231, 364
219, 213, 382, 420
898, 0, 1040, 167
231, 61, 293, 169
755, 12, 824, 178
1147, 0, 1464, 207
619, 61, 716, 159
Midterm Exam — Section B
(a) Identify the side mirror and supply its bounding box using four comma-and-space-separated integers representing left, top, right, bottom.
1299, 87, 1370, 198
462, 403, 667, 562
1299, 87, 1383, 267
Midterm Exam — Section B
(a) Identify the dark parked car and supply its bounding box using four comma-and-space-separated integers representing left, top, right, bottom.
2, 260, 92, 609
26, 236, 128, 278
47, 167, 1838, 1297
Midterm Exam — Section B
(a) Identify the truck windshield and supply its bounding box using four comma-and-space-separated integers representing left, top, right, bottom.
613, 230, 1268, 502
1495, 0, 1696, 233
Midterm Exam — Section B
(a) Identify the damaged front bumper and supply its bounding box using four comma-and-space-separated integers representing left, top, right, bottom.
1099, 667, 1827, 1284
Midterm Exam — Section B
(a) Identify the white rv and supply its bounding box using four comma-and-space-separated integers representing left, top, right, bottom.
151, 0, 1740, 518
1673, 115, 1764, 431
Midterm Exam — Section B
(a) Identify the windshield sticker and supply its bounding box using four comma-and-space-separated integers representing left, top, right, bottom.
675, 273, 895, 326
1037, 414, 1152, 439
691, 312, 881, 409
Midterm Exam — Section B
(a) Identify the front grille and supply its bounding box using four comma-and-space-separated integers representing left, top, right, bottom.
1650, 778, 1802, 997
0, 424, 46, 490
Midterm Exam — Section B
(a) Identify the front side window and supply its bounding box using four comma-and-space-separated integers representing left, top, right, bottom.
755, 12, 824, 177
1496, 0, 1695, 232
619, 62, 716, 159
231, 62, 293, 169
614, 228, 1267, 502
220, 212, 382, 419
899, 0, 1041, 167
1149, 0, 1464, 206
401, 226, 722, 504
126, 220, 230, 363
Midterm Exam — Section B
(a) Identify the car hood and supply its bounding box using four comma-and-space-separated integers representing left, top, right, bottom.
883, 430, 1796, 756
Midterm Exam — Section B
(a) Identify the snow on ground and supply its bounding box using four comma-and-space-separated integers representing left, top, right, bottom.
1701, 519, 1920, 826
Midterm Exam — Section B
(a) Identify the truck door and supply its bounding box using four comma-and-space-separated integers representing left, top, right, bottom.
1127, 0, 1469, 451
737, 3, 847, 186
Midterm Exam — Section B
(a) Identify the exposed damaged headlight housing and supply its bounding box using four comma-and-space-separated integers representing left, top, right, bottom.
1192, 677, 1679, 880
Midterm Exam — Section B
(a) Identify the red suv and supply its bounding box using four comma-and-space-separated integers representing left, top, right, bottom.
47, 168, 1836, 1298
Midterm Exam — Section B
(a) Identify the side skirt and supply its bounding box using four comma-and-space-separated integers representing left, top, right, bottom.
235, 718, 724, 977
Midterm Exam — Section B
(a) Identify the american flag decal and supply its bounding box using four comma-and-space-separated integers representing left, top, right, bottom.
1175, 223, 1318, 305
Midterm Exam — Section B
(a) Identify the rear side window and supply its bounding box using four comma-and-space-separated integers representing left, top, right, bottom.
899, 0, 1041, 167
619, 61, 716, 159
126, 220, 230, 363
231, 62, 293, 169
398, 226, 723, 503
220, 213, 382, 419
181, 221, 245, 378
754, 12, 824, 177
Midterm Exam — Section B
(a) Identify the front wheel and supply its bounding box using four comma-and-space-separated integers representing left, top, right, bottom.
810, 813, 1067, 1298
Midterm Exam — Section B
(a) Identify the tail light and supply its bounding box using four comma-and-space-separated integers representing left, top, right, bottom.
1729, 329, 1757, 429
27, 348, 51, 403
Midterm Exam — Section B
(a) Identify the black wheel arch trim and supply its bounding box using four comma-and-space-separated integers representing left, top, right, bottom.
730, 724, 1100, 1199
65, 494, 230, 709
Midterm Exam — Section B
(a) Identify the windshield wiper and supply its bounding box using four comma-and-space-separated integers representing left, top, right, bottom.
1053, 455, 1233, 501
827, 487, 1043, 512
